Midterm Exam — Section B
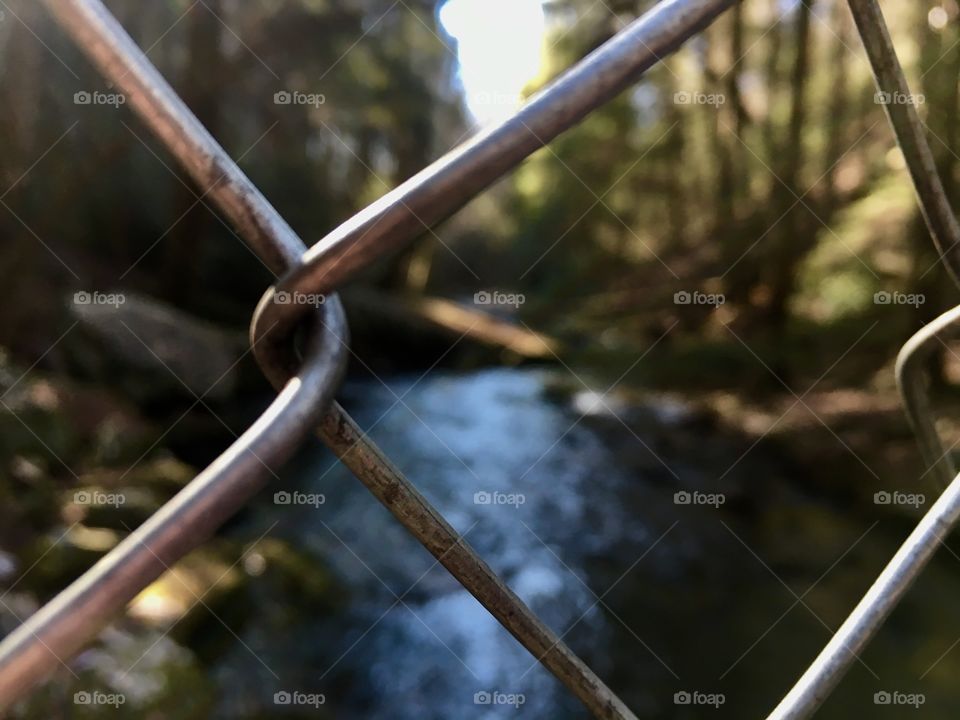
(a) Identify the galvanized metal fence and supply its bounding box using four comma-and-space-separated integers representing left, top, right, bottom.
0, 1, 957, 718
770, 1, 960, 717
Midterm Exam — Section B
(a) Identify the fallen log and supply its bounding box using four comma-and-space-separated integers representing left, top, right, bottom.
346, 289, 559, 359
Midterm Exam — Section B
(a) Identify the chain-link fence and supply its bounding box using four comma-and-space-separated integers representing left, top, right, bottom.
0, 1, 956, 719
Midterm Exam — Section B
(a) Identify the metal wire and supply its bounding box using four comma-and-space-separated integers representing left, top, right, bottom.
768, 467, 960, 720
853, 0, 960, 490
0, 0, 739, 717
896, 307, 960, 488
13, 1, 960, 718
853, 0, 960, 489
249, 0, 738, 390
0, 299, 350, 704
767, 1, 960, 717
845, 0, 960, 287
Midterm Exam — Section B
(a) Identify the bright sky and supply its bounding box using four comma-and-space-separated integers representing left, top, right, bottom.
438, 0, 547, 125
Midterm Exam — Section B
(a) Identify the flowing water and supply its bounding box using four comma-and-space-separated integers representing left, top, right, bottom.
213, 368, 960, 718
14, 368, 960, 718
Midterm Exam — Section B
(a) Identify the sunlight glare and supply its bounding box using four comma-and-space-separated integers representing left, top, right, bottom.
439, 0, 547, 125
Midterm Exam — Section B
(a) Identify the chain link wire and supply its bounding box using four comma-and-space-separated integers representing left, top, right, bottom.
769, 1, 960, 717
7, 1, 957, 718
0, 0, 736, 717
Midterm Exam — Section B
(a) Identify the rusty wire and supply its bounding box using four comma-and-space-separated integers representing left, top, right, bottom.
0, 0, 740, 717
768, 1, 960, 718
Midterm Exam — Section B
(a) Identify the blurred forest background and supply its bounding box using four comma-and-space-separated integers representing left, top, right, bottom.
4, 0, 960, 718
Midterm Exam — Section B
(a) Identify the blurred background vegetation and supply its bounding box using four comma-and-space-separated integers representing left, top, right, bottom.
4, 0, 960, 717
